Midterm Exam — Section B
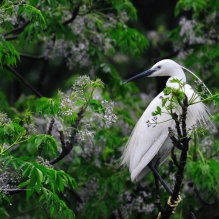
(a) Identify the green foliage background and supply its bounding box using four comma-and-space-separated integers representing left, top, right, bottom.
0, 0, 219, 218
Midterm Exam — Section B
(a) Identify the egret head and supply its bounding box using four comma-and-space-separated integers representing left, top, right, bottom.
124, 59, 185, 84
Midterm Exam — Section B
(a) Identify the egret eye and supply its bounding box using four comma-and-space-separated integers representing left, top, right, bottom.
157, 66, 161, 69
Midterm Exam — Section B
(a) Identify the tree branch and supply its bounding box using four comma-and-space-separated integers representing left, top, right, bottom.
2, 21, 30, 37
8, 203, 43, 219
5, 66, 43, 97
49, 109, 84, 165
62, 5, 81, 26
170, 146, 179, 168
4, 35, 20, 41
2, 188, 27, 195
193, 188, 215, 206
158, 96, 191, 219
20, 53, 45, 60
59, 130, 66, 148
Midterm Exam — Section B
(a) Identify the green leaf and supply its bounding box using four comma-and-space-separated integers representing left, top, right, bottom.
29, 134, 58, 154
36, 97, 59, 115
26, 185, 34, 200
3, 196, 10, 204
89, 99, 105, 113
18, 5, 46, 29
29, 168, 37, 187
18, 180, 30, 188
39, 194, 45, 202
22, 163, 33, 177
70, 112, 77, 122
164, 87, 172, 95
50, 206, 55, 216
170, 78, 182, 84
103, 147, 114, 160
152, 106, 162, 116
57, 174, 64, 192
162, 97, 169, 107
0, 36, 20, 66
36, 169, 43, 184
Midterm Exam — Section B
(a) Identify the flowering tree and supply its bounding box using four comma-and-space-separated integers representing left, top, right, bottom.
0, 1, 149, 218
0, 0, 219, 219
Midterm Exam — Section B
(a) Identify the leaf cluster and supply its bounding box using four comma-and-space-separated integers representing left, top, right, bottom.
0, 36, 20, 66
0, 155, 76, 218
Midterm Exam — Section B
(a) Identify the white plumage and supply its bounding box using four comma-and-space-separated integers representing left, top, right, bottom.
121, 59, 210, 181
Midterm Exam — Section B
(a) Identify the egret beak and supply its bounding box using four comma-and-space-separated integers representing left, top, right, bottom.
123, 69, 157, 84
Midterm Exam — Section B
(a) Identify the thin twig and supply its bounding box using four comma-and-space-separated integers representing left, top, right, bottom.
47, 118, 55, 135
2, 188, 27, 195
154, 196, 163, 212
58, 130, 66, 148
2, 21, 30, 37
193, 188, 215, 206
20, 53, 44, 60
5, 66, 43, 97
38, 118, 55, 156
62, 5, 81, 26
8, 203, 43, 219
168, 128, 183, 150
170, 146, 179, 168
172, 113, 183, 139
4, 35, 20, 41
190, 211, 196, 219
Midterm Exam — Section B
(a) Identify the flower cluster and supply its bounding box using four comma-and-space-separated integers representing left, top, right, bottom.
72, 75, 92, 90
146, 116, 158, 128
24, 123, 37, 135
101, 100, 118, 128
0, 167, 21, 195
71, 76, 93, 102
76, 178, 99, 212
37, 156, 52, 168
1, 2, 19, 25
0, 112, 12, 125
78, 141, 103, 164
179, 17, 205, 45
43, 36, 91, 69
114, 187, 153, 218
76, 124, 94, 141
40, 6, 130, 70
175, 12, 219, 60
58, 90, 75, 116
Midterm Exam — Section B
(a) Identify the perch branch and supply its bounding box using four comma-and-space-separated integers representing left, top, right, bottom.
158, 96, 192, 219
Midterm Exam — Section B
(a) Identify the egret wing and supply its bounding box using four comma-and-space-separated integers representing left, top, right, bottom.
121, 92, 173, 181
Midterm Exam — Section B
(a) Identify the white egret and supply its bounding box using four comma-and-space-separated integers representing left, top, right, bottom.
121, 59, 210, 194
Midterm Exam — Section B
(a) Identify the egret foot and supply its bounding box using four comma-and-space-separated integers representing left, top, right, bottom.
157, 212, 162, 219
156, 196, 182, 219
167, 195, 182, 213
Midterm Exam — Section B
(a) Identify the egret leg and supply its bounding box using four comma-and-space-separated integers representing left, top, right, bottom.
154, 171, 160, 198
148, 163, 172, 196
153, 163, 163, 213
154, 162, 160, 198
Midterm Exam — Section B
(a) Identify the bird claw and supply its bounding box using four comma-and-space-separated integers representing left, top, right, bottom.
157, 212, 161, 219
167, 195, 182, 212
157, 196, 182, 218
